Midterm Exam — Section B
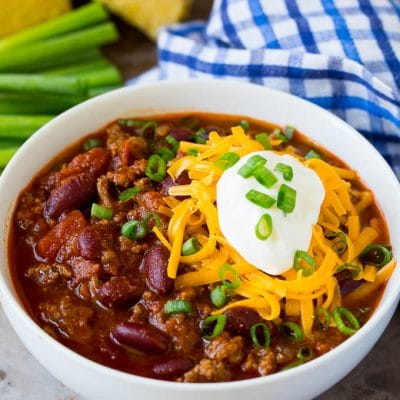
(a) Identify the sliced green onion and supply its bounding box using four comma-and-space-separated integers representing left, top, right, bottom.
214, 152, 240, 171
293, 250, 315, 277
273, 128, 288, 143
332, 307, 360, 335
305, 150, 322, 160
201, 315, 227, 340
194, 128, 207, 144
164, 299, 193, 316
210, 285, 228, 308
255, 214, 273, 240
219, 263, 241, 290
297, 346, 314, 361
336, 263, 361, 278
280, 321, 304, 343
237, 154, 266, 178
121, 220, 147, 240
143, 212, 161, 229
277, 184, 297, 213
239, 120, 250, 131
282, 360, 304, 370
117, 119, 144, 128
253, 166, 278, 188
91, 203, 113, 220
315, 307, 331, 330
157, 146, 175, 162
326, 231, 348, 255
83, 137, 102, 151
255, 133, 272, 150
165, 135, 179, 153
274, 163, 293, 181
182, 237, 201, 256
283, 126, 295, 141
245, 189, 275, 209
359, 244, 392, 268
145, 154, 166, 182
140, 121, 157, 136
250, 323, 271, 348
119, 186, 140, 202
187, 148, 199, 156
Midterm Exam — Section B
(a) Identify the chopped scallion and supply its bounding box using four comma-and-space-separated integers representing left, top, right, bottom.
210, 285, 228, 308
253, 166, 278, 188
201, 315, 227, 340
164, 299, 193, 316
214, 152, 240, 171
194, 128, 207, 144
165, 135, 179, 153
121, 220, 147, 240
143, 212, 161, 229
305, 149, 322, 160
245, 189, 275, 209
283, 125, 295, 141
187, 148, 199, 156
237, 154, 266, 178
156, 146, 175, 162
293, 250, 315, 276
255, 214, 273, 240
332, 307, 360, 335
277, 184, 297, 213
274, 163, 293, 181
139, 121, 157, 136
118, 186, 140, 202
250, 323, 271, 348
280, 321, 304, 343
359, 244, 392, 268
91, 203, 113, 220
182, 237, 201, 256
336, 263, 361, 278
145, 154, 166, 182
255, 133, 272, 150
83, 137, 102, 151
297, 346, 314, 361
219, 263, 241, 290
239, 120, 250, 131
315, 307, 331, 330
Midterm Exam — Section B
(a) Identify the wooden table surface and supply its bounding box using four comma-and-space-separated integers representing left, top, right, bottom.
1, 1, 399, 399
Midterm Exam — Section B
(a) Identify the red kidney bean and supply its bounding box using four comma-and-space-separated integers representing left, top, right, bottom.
68, 147, 110, 177
158, 171, 191, 196
98, 276, 144, 308
168, 126, 194, 141
152, 357, 194, 377
44, 173, 97, 219
78, 226, 102, 260
143, 245, 173, 295
112, 322, 169, 353
339, 279, 364, 296
224, 307, 262, 337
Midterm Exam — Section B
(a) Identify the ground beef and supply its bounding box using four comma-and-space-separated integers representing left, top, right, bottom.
242, 348, 277, 376
205, 332, 245, 364
106, 159, 147, 188
179, 359, 232, 383
164, 314, 201, 353
25, 263, 71, 287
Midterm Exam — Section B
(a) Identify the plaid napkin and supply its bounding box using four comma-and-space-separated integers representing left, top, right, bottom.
136, 0, 400, 176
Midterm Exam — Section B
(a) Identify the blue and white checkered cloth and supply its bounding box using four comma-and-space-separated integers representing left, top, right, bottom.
136, 0, 400, 177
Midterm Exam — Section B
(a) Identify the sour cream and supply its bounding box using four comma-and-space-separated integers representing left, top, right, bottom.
216, 151, 325, 275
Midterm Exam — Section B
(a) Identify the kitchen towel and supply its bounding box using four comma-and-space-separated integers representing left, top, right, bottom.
136, 0, 400, 176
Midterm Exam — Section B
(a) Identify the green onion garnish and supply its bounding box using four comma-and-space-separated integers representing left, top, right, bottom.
119, 186, 140, 202
143, 212, 161, 229
187, 148, 199, 156
245, 189, 275, 209
314, 307, 331, 330
332, 307, 360, 335
325, 231, 348, 255
255, 133, 272, 150
182, 237, 201, 256
165, 135, 179, 153
255, 214, 273, 240
277, 184, 297, 213
280, 321, 304, 343
336, 263, 361, 278
121, 220, 147, 240
157, 146, 175, 162
210, 285, 228, 308
253, 166, 278, 188
194, 128, 207, 144
214, 152, 240, 171
237, 154, 266, 178
283, 125, 295, 141
83, 137, 102, 151
118, 119, 144, 128
219, 263, 241, 290
282, 359, 304, 370
139, 121, 157, 136
274, 163, 293, 181
297, 346, 314, 361
305, 149, 322, 160
164, 299, 193, 316
239, 120, 250, 131
250, 323, 271, 348
145, 154, 167, 182
359, 244, 392, 268
201, 315, 227, 340
273, 128, 288, 143
293, 250, 315, 276
91, 203, 113, 220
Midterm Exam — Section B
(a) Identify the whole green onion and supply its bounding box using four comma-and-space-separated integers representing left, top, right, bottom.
146, 154, 167, 182
253, 165, 278, 188
119, 187, 141, 202
0, 115, 53, 139
250, 323, 271, 348
280, 321, 304, 343
91, 203, 113, 220
182, 237, 201, 256
164, 299, 193, 316
245, 189, 276, 209
121, 220, 147, 240
201, 315, 227, 340
293, 250, 315, 277
332, 307, 360, 335
277, 184, 297, 213
255, 214, 273, 240
219, 263, 241, 290
214, 152, 240, 171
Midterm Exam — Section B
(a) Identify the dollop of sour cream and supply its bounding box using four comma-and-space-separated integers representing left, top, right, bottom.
217, 151, 325, 275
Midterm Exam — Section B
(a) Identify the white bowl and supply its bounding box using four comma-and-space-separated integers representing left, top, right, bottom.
0, 80, 399, 400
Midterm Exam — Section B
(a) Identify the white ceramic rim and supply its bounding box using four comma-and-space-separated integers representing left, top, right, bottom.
0, 79, 399, 392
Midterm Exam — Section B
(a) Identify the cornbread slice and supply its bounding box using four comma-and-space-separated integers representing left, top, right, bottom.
0, 0, 71, 38
95, 0, 192, 39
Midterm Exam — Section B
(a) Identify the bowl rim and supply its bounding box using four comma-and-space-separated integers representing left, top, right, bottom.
0, 79, 399, 391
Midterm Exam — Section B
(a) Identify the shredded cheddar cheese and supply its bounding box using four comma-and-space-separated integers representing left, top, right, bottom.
155, 125, 394, 338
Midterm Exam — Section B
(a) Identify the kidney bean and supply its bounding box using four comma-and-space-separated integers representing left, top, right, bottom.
98, 276, 144, 308
224, 307, 262, 337
339, 279, 364, 296
168, 126, 194, 141
158, 171, 191, 196
152, 357, 194, 377
143, 245, 173, 295
44, 173, 97, 219
78, 226, 102, 260
68, 147, 110, 177
112, 322, 169, 353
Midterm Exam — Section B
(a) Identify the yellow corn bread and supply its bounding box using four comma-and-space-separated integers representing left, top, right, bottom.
95, 0, 192, 39
0, 0, 71, 38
